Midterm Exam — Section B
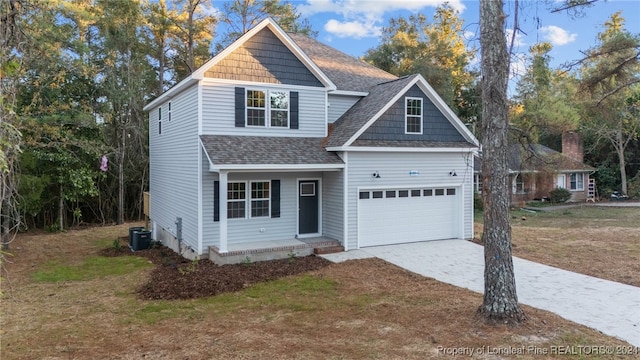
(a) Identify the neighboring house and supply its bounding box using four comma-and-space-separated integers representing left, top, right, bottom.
475, 132, 595, 204
143, 18, 479, 263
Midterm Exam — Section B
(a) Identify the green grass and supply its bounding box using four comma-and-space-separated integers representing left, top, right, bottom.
129, 275, 339, 325
32, 256, 152, 283
475, 206, 640, 228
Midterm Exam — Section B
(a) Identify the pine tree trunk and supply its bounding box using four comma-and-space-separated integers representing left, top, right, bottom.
58, 186, 64, 231
1, 196, 9, 251
118, 125, 125, 225
478, 0, 526, 324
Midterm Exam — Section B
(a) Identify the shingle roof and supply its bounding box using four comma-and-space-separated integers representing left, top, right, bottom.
508, 144, 594, 172
325, 75, 419, 148
200, 135, 344, 166
352, 139, 475, 148
288, 33, 398, 93
475, 145, 594, 173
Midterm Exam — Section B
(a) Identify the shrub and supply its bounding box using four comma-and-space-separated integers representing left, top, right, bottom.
549, 187, 571, 203
474, 191, 484, 211
628, 173, 640, 199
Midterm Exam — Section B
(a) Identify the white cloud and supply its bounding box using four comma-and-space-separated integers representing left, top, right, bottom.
324, 18, 381, 38
505, 28, 526, 48
540, 25, 577, 46
299, 0, 465, 17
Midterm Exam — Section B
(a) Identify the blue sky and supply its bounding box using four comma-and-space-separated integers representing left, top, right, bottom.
289, 0, 640, 76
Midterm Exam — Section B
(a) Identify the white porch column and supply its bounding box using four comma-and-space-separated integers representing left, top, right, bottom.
219, 171, 228, 253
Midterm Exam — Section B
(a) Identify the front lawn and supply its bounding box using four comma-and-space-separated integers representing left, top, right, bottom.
475, 206, 640, 286
1, 223, 636, 359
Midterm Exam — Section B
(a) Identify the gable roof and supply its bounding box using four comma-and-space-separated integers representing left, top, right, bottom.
200, 135, 344, 171
287, 33, 397, 93
326, 75, 417, 147
144, 18, 335, 111
325, 74, 479, 149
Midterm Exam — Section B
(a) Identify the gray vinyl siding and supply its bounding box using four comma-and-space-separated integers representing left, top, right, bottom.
149, 85, 200, 251
204, 28, 323, 87
201, 82, 326, 137
345, 151, 474, 250
201, 150, 219, 250
322, 170, 343, 241
201, 172, 324, 248
358, 85, 466, 142
328, 94, 361, 123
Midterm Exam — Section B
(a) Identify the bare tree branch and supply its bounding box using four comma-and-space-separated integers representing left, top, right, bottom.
550, 0, 599, 14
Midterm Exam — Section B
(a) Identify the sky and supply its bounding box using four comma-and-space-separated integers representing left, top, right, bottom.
279, 0, 640, 80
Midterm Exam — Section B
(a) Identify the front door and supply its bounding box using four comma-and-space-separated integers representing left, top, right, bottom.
298, 180, 319, 235
556, 174, 566, 189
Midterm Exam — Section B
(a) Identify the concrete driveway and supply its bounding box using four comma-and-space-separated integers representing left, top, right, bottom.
321, 239, 640, 347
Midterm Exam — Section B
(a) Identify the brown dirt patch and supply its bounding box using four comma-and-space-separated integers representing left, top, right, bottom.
133, 245, 331, 300
474, 222, 640, 287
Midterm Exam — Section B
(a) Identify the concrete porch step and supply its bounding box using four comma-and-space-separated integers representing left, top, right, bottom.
208, 237, 344, 265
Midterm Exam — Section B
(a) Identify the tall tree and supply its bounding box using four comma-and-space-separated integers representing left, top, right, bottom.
143, 0, 176, 95
578, 12, 640, 195
94, 0, 153, 224
478, 0, 526, 323
362, 5, 475, 115
1, 0, 27, 250
512, 42, 580, 144
216, 0, 315, 52
168, 0, 216, 80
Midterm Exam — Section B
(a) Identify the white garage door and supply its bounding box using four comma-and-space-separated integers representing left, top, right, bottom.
358, 187, 460, 247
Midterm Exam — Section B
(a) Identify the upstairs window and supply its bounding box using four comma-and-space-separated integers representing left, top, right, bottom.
405, 97, 423, 134
158, 107, 162, 135
246, 90, 266, 126
168, 101, 172, 121
246, 89, 289, 128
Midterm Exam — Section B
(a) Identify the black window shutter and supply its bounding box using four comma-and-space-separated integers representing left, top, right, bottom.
271, 180, 280, 218
213, 181, 220, 222
235, 87, 245, 127
290, 92, 299, 129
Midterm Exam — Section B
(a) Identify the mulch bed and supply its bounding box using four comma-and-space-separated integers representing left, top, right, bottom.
100, 243, 332, 300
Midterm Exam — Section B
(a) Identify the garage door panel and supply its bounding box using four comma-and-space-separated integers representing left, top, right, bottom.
358, 187, 459, 247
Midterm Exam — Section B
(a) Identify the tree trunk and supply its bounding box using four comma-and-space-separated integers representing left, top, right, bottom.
158, 36, 165, 95
118, 124, 125, 225
478, 0, 526, 324
615, 128, 628, 195
58, 186, 65, 231
1, 196, 10, 251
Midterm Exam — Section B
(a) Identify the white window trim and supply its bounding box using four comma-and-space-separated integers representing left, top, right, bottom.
570, 173, 584, 191
226, 180, 272, 219
249, 180, 271, 218
246, 89, 290, 128
227, 181, 247, 219
513, 174, 525, 194
405, 96, 423, 135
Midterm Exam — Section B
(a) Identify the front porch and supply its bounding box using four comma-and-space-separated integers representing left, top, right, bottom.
208, 236, 344, 265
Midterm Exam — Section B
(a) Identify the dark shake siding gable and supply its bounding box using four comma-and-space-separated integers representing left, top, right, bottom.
204, 28, 323, 87
358, 85, 467, 143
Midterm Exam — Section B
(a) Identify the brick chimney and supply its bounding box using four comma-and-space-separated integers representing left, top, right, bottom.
562, 131, 583, 163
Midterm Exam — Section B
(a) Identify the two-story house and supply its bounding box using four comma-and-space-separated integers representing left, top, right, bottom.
143, 18, 479, 264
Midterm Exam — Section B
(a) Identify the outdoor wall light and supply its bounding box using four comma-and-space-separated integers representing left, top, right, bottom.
449, 170, 458, 177
372, 171, 381, 179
